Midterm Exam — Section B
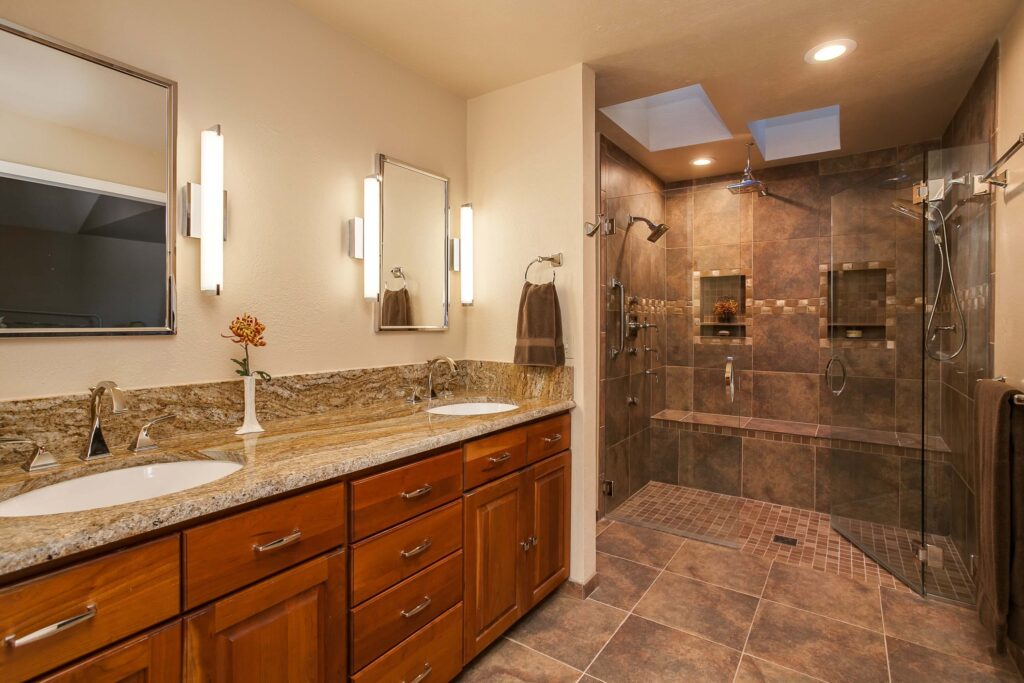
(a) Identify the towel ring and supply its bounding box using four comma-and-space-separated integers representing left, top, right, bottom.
385, 266, 407, 291
524, 254, 563, 283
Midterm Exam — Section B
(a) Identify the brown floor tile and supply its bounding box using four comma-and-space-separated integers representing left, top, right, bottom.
886, 636, 1021, 682
597, 518, 613, 536
665, 539, 772, 596
587, 615, 741, 683
590, 551, 660, 611
596, 521, 684, 569
506, 595, 626, 671
734, 655, 822, 683
881, 588, 1017, 672
746, 601, 888, 683
634, 571, 759, 649
457, 637, 581, 682
762, 561, 882, 631
577, 677, 601, 683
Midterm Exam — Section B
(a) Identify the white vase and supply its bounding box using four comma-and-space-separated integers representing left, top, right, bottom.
236, 375, 265, 435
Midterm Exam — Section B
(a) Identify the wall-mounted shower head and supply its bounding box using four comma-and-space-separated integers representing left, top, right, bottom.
627, 215, 671, 242
727, 143, 768, 197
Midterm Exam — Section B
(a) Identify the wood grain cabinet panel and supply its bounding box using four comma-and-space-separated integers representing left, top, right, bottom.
350, 500, 463, 606
350, 449, 462, 542
525, 414, 571, 464
38, 620, 182, 683
349, 550, 463, 672
0, 535, 180, 683
462, 472, 528, 662
184, 483, 346, 609
522, 451, 571, 608
350, 604, 463, 683
463, 428, 527, 490
184, 550, 346, 683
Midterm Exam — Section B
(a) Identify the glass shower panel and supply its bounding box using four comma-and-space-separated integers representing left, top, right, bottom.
827, 155, 927, 595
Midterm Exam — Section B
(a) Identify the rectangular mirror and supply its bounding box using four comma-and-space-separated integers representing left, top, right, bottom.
0, 21, 176, 336
376, 154, 449, 331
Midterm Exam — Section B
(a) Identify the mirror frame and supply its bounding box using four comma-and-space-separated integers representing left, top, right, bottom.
375, 153, 450, 332
0, 20, 178, 338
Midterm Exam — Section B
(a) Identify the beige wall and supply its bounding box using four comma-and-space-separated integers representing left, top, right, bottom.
466, 64, 598, 585
996, 5, 1024, 387
0, 0, 468, 400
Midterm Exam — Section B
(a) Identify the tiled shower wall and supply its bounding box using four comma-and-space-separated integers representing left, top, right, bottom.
938, 46, 998, 565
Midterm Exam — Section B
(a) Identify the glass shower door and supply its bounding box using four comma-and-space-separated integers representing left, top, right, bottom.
826, 154, 927, 595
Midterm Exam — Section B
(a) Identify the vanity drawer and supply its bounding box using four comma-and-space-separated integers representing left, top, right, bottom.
526, 413, 571, 463
463, 427, 527, 490
350, 550, 463, 672
0, 535, 180, 683
351, 500, 463, 605
350, 603, 463, 683
350, 449, 462, 541
183, 482, 346, 608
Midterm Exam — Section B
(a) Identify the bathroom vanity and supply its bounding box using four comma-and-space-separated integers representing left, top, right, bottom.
0, 405, 572, 682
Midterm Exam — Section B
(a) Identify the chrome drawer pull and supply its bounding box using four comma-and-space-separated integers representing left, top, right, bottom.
404, 663, 432, 683
542, 433, 563, 444
253, 529, 302, 554
400, 538, 432, 558
400, 484, 433, 500
5, 604, 96, 648
488, 452, 512, 464
400, 596, 432, 618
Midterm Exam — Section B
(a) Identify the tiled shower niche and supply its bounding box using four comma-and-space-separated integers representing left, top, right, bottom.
825, 263, 894, 342
697, 272, 749, 339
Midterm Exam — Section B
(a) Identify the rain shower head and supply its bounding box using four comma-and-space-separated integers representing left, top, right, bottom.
727, 143, 768, 196
627, 215, 671, 242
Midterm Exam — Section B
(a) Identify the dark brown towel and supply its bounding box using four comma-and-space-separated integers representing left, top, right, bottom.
381, 287, 411, 327
513, 282, 565, 367
976, 379, 1024, 653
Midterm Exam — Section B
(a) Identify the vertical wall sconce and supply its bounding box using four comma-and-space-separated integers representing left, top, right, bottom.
363, 175, 381, 300
186, 125, 226, 295
460, 203, 474, 305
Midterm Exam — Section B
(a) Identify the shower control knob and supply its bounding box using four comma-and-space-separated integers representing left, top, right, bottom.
626, 396, 639, 406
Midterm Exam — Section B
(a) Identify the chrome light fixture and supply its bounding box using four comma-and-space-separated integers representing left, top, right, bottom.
363, 175, 381, 300
460, 203, 474, 305
185, 125, 226, 295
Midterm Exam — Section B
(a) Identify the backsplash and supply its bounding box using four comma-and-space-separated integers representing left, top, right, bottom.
0, 361, 573, 463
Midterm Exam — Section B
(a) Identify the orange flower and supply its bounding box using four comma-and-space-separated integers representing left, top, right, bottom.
223, 314, 267, 347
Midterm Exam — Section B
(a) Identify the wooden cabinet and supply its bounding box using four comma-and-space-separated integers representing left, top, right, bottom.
463, 450, 571, 662
38, 621, 182, 683
525, 413, 571, 464
463, 427, 527, 490
350, 605, 463, 683
185, 549, 346, 682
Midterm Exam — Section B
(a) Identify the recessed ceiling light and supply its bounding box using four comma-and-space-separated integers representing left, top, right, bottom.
805, 39, 857, 64
691, 157, 714, 166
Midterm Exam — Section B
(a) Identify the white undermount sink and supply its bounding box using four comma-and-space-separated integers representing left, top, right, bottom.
426, 402, 518, 416
0, 460, 243, 517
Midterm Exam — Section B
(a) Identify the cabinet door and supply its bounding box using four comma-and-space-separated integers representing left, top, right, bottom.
522, 451, 571, 609
185, 550, 346, 682
462, 472, 528, 663
38, 620, 181, 683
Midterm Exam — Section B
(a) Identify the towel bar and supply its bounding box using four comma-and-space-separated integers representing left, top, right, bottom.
524, 253, 563, 282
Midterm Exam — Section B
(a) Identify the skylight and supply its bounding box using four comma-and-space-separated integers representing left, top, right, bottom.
600, 84, 732, 152
748, 105, 841, 161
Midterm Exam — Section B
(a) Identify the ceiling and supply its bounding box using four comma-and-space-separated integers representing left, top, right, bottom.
291, 0, 1020, 181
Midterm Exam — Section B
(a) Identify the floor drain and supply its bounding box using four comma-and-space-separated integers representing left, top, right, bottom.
773, 534, 798, 546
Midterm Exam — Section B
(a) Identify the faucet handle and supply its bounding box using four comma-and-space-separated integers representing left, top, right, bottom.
129, 414, 176, 453
0, 437, 57, 472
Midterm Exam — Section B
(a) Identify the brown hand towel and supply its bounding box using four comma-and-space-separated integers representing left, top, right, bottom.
513, 281, 565, 367
975, 379, 1024, 652
381, 287, 411, 327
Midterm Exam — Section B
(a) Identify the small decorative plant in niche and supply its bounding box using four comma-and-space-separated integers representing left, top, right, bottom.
223, 314, 271, 435
713, 297, 739, 323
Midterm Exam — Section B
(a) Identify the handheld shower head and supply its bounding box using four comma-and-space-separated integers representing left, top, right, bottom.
727, 143, 768, 196
627, 215, 671, 242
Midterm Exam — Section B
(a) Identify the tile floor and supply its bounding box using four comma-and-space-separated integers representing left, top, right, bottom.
456, 520, 1021, 683
610, 482, 973, 603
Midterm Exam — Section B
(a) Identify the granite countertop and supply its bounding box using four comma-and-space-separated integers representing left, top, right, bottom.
0, 395, 574, 578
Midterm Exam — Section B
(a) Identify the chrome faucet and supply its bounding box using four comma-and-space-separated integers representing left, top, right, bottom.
0, 437, 56, 472
724, 356, 735, 403
427, 356, 458, 400
83, 381, 128, 461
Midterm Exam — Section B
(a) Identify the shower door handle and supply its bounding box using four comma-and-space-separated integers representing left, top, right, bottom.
610, 278, 625, 358
825, 356, 848, 396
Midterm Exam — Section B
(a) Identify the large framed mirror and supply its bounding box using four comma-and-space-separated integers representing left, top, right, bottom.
0, 21, 177, 337
376, 154, 449, 331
